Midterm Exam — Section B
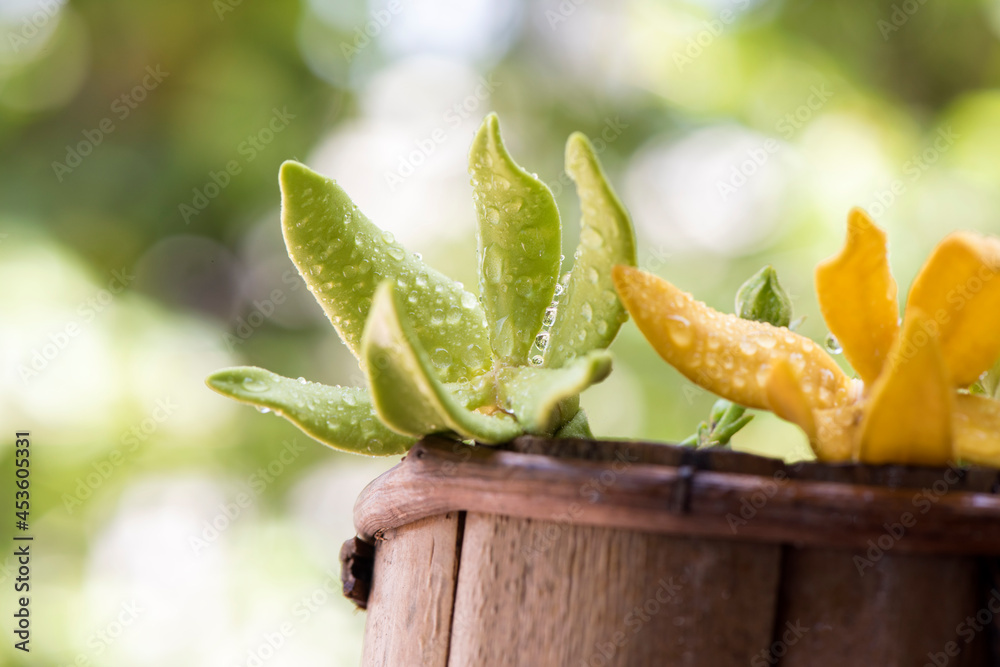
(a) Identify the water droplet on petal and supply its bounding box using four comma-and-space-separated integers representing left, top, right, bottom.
297, 377, 307, 384
256, 406, 271, 414
387, 247, 405, 261
461, 292, 478, 309
535, 331, 550, 351
581, 303, 593, 322
824, 333, 842, 355
530, 354, 544, 366
665, 314, 692, 347
543, 306, 557, 327
485, 207, 501, 225
381, 231, 395, 244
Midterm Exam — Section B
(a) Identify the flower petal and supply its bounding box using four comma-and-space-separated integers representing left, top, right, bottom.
613, 265, 851, 411
205, 367, 415, 456
815, 208, 900, 384
764, 361, 862, 462
858, 310, 953, 465
279, 161, 492, 383
470, 114, 561, 364
813, 405, 864, 463
362, 281, 522, 444
544, 133, 637, 368
952, 393, 1000, 467
905, 231, 1000, 386
764, 360, 817, 440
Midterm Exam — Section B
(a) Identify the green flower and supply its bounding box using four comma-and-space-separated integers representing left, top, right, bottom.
207, 114, 637, 455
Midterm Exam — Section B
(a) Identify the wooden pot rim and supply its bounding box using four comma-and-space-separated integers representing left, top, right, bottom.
353, 436, 1000, 555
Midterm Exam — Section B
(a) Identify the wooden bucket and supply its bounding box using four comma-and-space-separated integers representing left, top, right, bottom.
342, 436, 1000, 666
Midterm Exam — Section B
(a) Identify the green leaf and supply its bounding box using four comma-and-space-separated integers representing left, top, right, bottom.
205, 367, 414, 456
553, 408, 595, 438
469, 114, 561, 364
362, 281, 522, 444
544, 133, 637, 368
279, 160, 491, 383
496, 350, 613, 433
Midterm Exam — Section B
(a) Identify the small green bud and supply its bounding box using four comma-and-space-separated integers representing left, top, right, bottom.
975, 358, 1000, 399
735, 265, 793, 328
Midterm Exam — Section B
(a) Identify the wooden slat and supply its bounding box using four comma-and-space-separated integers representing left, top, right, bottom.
775, 548, 986, 666
361, 513, 461, 667
448, 514, 781, 666
354, 438, 1000, 556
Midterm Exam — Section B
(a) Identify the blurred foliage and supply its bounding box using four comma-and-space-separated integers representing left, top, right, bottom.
4, 0, 1000, 664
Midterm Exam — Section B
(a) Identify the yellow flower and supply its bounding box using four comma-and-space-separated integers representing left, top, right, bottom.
613, 208, 1000, 466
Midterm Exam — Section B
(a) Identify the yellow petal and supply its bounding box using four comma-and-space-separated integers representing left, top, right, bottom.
858, 310, 953, 466
764, 360, 817, 440
764, 361, 862, 462
905, 231, 1000, 386
613, 265, 851, 411
815, 208, 900, 384
952, 393, 1000, 467
814, 405, 863, 462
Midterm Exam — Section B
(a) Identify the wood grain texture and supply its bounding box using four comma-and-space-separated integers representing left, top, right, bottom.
361, 512, 461, 667
354, 438, 1000, 556
447, 513, 781, 666
775, 548, 987, 666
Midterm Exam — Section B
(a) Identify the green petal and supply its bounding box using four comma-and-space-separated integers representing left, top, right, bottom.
496, 350, 613, 433
279, 160, 491, 383
469, 114, 561, 364
205, 367, 414, 456
362, 281, 522, 444
545, 133, 636, 368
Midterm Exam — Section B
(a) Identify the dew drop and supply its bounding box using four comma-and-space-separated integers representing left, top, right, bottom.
297, 377, 307, 385
483, 244, 504, 284
310, 264, 324, 276
461, 292, 478, 309
343, 264, 358, 279
581, 303, 593, 322
242, 377, 268, 392
387, 247, 405, 261
381, 231, 395, 244
543, 306, 557, 327
432, 348, 452, 368
824, 333, 842, 355
664, 314, 693, 347
502, 197, 523, 214
553, 283, 565, 297
446, 307, 463, 325
535, 331, 550, 351
256, 406, 271, 414
597, 321, 608, 335
530, 354, 544, 366
430, 309, 445, 325
514, 276, 533, 297
756, 334, 776, 349
408, 292, 419, 305
485, 207, 501, 225
414, 253, 422, 261
357, 259, 371, 275
587, 267, 599, 285
415, 274, 428, 288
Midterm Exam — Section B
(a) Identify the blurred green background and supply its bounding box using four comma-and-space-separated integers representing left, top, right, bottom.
4, 0, 1000, 664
